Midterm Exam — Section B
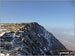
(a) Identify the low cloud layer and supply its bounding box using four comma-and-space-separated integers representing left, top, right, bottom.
45, 27, 75, 44
63, 31, 74, 37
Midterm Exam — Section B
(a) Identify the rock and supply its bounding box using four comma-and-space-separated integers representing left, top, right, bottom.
0, 22, 67, 55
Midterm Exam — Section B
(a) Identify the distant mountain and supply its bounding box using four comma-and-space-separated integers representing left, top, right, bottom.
0, 22, 67, 55
60, 40, 75, 51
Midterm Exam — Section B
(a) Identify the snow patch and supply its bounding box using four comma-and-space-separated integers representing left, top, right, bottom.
0, 32, 6, 36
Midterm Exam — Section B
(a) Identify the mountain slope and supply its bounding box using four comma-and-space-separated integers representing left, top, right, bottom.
0, 22, 67, 55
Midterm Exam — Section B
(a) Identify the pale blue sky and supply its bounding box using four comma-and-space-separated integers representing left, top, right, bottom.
1, 1, 74, 29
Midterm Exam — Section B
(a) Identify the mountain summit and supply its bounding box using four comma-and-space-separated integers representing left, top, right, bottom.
0, 22, 66, 55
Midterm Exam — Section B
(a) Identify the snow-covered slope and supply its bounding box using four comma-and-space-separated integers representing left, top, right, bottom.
0, 22, 67, 55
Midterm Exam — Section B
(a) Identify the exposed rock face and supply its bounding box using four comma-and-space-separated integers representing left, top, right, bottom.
0, 22, 66, 55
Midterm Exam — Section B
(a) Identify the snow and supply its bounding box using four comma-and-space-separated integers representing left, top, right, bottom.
0, 32, 15, 38
37, 34, 40, 37
18, 31, 24, 33
0, 53, 10, 56
6, 54, 10, 56
0, 53, 5, 56
0, 32, 6, 36
44, 47, 47, 51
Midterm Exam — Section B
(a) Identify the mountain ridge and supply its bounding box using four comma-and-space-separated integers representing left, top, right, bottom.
0, 22, 67, 55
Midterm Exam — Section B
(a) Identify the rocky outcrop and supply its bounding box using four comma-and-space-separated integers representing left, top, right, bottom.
0, 22, 67, 55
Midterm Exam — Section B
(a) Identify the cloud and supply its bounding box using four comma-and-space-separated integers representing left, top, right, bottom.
63, 31, 74, 36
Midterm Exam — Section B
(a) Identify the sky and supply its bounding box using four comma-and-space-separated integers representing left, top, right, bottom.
1, 1, 74, 28
1, 0, 75, 43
